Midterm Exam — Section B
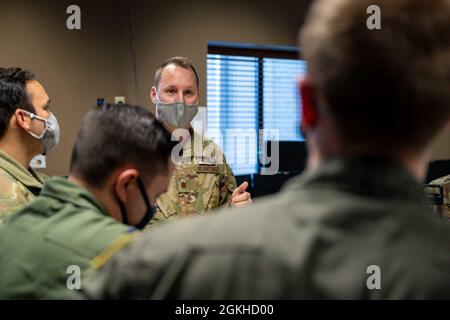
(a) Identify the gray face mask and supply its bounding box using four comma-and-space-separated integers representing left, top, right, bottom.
156, 94, 198, 128
26, 111, 60, 154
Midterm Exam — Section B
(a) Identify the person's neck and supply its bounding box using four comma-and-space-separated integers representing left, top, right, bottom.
163, 123, 192, 143
321, 147, 430, 182
311, 118, 435, 183
0, 137, 35, 170
68, 175, 120, 221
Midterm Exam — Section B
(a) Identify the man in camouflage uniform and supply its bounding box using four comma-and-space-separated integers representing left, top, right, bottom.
147, 57, 252, 229
0, 104, 174, 298
154, 128, 237, 220
80, 0, 450, 299
0, 68, 57, 222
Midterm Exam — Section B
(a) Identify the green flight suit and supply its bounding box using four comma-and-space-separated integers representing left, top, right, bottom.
79, 157, 450, 299
0, 149, 46, 222
147, 129, 237, 230
0, 176, 139, 299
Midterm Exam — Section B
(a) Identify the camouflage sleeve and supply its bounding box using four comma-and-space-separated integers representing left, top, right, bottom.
37, 172, 49, 183
0, 175, 31, 223
219, 161, 237, 207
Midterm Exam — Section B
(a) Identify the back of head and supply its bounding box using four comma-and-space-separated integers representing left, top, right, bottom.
70, 104, 173, 187
0, 68, 36, 139
300, 0, 450, 154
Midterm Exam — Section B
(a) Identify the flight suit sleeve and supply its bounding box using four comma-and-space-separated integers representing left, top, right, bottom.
77, 232, 179, 299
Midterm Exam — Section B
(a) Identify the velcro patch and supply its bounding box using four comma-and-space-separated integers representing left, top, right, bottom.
197, 165, 219, 174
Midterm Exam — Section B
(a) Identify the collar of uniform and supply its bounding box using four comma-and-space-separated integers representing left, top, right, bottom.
284, 155, 426, 201
181, 127, 198, 156
40, 176, 107, 216
180, 127, 217, 161
0, 149, 44, 188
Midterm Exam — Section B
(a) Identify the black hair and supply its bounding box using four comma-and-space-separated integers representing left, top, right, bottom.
70, 104, 175, 187
0, 68, 36, 139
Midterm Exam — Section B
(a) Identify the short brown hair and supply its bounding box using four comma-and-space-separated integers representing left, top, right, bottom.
154, 56, 199, 90
300, 0, 450, 153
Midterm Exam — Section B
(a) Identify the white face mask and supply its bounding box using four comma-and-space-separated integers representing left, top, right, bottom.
25, 111, 60, 154
155, 94, 199, 128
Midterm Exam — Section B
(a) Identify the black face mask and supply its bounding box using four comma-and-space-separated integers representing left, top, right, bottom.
118, 177, 156, 230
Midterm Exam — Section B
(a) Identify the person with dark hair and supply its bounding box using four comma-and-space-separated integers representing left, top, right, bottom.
148, 56, 252, 229
0, 68, 59, 222
79, 0, 450, 299
0, 104, 174, 298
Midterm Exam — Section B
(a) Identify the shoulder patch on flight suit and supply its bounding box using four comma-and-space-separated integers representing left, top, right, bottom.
90, 231, 139, 270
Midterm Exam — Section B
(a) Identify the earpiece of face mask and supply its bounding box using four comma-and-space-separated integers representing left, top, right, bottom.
26, 111, 60, 154
117, 177, 157, 230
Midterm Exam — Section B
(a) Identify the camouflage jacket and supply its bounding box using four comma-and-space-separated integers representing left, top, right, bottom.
429, 174, 450, 219
147, 129, 237, 230
0, 149, 47, 223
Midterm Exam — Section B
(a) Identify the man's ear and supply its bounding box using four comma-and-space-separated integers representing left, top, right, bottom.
114, 168, 139, 203
14, 109, 32, 130
299, 77, 319, 131
150, 87, 157, 105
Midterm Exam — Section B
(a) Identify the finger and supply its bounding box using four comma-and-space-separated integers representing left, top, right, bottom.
239, 181, 249, 192
231, 191, 251, 204
231, 192, 251, 203
231, 193, 247, 204
232, 198, 252, 208
232, 181, 249, 196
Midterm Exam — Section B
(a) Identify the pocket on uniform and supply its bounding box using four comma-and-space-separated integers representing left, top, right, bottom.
156, 194, 177, 219
193, 173, 218, 214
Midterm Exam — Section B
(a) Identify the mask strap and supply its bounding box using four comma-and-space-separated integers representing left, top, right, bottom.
22, 110, 48, 139
155, 92, 162, 105
137, 177, 152, 209
116, 194, 128, 225
23, 110, 46, 122
156, 93, 199, 106
116, 178, 154, 229
134, 177, 156, 230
